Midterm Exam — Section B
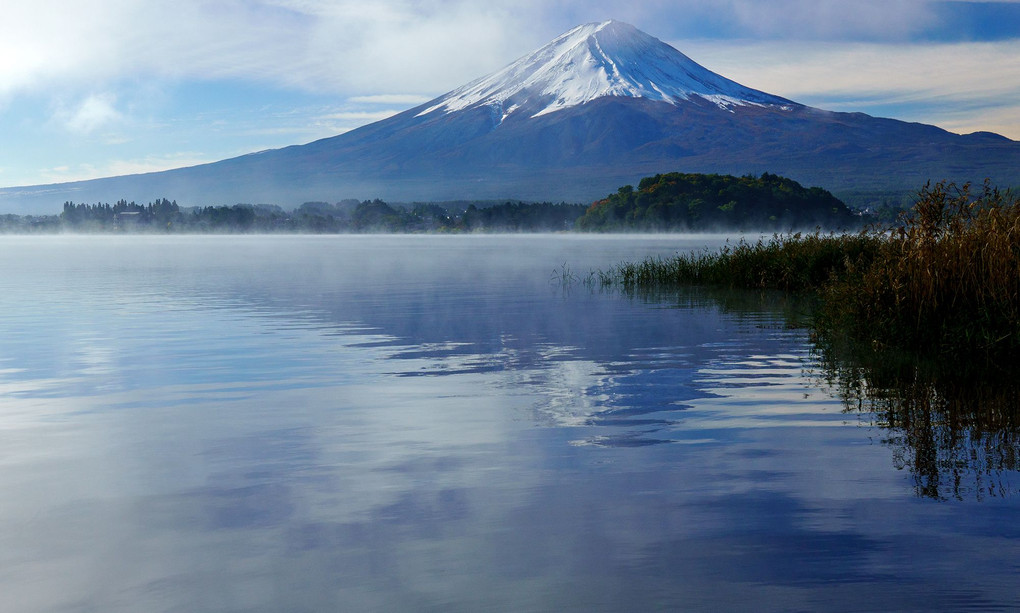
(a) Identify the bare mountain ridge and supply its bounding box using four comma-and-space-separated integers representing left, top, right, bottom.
2, 20, 1017, 213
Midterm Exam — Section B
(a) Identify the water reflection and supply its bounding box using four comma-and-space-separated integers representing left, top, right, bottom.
814, 341, 1020, 501
2, 236, 1020, 611
627, 283, 1020, 501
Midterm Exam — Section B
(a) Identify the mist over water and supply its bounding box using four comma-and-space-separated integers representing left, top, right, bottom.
1, 234, 1018, 612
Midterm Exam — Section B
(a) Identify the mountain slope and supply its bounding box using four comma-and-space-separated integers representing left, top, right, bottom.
1, 20, 1017, 213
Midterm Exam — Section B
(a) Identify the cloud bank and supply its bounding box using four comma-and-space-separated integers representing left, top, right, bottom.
683, 38, 1020, 137
5, 0, 1018, 99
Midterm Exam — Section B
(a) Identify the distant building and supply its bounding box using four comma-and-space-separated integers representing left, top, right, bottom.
115, 210, 142, 229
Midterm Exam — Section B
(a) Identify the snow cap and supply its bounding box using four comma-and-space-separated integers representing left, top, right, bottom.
418, 20, 793, 120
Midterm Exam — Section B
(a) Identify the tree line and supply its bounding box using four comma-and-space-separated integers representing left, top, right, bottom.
0, 172, 868, 234
42, 198, 588, 233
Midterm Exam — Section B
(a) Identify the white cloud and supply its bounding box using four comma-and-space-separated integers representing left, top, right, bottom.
56, 93, 123, 134
0, 1, 125, 97
0, 0, 546, 98
3, 1, 1016, 101
935, 105, 1020, 139
680, 39, 1020, 138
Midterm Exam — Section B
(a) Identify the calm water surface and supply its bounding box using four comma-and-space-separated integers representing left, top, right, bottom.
0, 234, 1018, 612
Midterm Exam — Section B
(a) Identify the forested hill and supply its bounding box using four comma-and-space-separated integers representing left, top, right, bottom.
577, 173, 858, 231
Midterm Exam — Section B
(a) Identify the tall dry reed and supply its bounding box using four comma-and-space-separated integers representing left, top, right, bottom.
823, 181, 1020, 360
595, 180, 1020, 362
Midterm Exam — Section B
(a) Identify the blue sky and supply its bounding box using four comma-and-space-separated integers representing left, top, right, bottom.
1, 0, 1018, 188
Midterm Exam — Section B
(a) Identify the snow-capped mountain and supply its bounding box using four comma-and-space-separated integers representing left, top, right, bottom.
417, 20, 794, 121
1, 21, 1017, 213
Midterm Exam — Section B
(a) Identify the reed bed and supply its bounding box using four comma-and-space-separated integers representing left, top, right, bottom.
604, 231, 881, 291
596, 181, 1020, 362
822, 182, 1020, 360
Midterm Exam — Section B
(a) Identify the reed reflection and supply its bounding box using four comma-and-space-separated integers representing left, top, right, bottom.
628, 284, 1020, 502
814, 341, 1020, 501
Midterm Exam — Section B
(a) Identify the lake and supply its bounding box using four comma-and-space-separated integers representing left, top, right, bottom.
1, 234, 1018, 612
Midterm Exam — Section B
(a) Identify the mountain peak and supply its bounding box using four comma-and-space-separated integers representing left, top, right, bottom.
417, 20, 795, 121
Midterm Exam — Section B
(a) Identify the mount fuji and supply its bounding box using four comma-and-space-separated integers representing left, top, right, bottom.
414, 20, 794, 120
2, 20, 1018, 213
